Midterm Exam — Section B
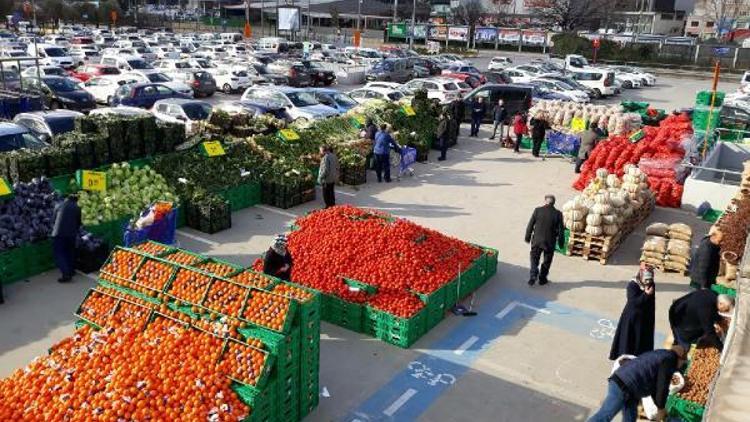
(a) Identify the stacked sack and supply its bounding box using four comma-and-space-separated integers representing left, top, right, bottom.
621, 164, 653, 209
640, 222, 692, 274
528, 100, 642, 136
562, 197, 588, 233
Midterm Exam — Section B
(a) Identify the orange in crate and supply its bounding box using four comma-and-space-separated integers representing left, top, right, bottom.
217, 341, 267, 386
134, 259, 174, 291
204, 280, 247, 316
272, 283, 314, 302
101, 249, 142, 280
196, 261, 237, 277
242, 290, 291, 331
134, 242, 169, 256
163, 250, 202, 266
168, 268, 212, 304
79, 291, 118, 326
231, 271, 274, 289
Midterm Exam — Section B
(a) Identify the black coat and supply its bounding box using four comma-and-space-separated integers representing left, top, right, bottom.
529, 118, 550, 141
470, 100, 486, 119
609, 280, 656, 360
669, 289, 722, 348
365, 124, 378, 140
690, 236, 720, 289
525, 204, 564, 250
51, 198, 81, 238
437, 118, 449, 139
263, 248, 293, 281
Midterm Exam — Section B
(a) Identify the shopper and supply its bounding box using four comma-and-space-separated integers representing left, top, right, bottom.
529, 112, 550, 158
451, 99, 463, 139
51, 194, 81, 283
373, 124, 400, 183
669, 289, 733, 349
524, 194, 565, 286
609, 265, 656, 360
691, 227, 723, 289
512, 112, 527, 153
364, 118, 377, 140
318, 145, 340, 208
263, 234, 293, 281
588, 345, 687, 422
489, 99, 507, 141
436, 113, 450, 161
469, 96, 486, 137
575, 125, 599, 173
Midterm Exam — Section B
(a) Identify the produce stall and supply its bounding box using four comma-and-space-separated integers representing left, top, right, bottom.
255, 205, 498, 348
0, 241, 322, 422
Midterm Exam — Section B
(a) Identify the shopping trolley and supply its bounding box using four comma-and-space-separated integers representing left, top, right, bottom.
391, 146, 417, 181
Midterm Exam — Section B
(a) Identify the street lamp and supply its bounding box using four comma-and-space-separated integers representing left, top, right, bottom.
408, 0, 415, 49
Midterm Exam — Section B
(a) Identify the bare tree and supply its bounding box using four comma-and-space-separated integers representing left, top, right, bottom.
453, 0, 485, 43
328, 6, 340, 29
526, 0, 605, 31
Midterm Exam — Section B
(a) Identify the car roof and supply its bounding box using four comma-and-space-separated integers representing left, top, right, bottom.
89, 106, 151, 116
353, 86, 399, 94
307, 87, 338, 95
15, 110, 83, 121
154, 98, 208, 106
0, 122, 30, 135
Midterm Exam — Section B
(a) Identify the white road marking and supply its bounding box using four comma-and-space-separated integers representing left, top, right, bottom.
454, 335, 480, 355
255, 204, 299, 218
176, 229, 220, 247
335, 189, 357, 197
76, 271, 98, 281
383, 388, 418, 417
495, 301, 551, 320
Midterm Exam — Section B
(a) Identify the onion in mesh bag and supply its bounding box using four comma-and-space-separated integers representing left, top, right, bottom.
586, 226, 603, 236
603, 225, 619, 236
586, 214, 602, 226
591, 203, 612, 215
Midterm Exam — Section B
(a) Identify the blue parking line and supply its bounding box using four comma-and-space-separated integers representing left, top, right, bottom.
343, 287, 666, 422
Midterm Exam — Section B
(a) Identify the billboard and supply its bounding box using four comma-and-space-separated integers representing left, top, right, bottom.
522, 29, 546, 46
277, 7, 300, 31
388, 23, 408, 38
428, 25, 447, 40
413, 24, 427, 40
498, 28, 521, 44
448, 26, 468, 41
475, 27, 497, 43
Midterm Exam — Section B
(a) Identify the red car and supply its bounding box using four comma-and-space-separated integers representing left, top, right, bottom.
69, 64, 121, 82
443, 73, 483, 90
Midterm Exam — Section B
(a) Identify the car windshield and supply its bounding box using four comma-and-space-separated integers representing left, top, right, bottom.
286, 92, 319, 107
147, 73, 172, 82
127, 59, 152, 69
45, 67, 66, 76
0, 131, 46, 151
333, 93, 357, 107
8, 51, 24, 57
443, 83, 458, 91
457, 82, 470, 89
44, 48, 67, 57
387, 92, 403, 101
373, 61, 394, 71
99, 67, 119, 75
47, 116, 76, 134
45, 78, 79, 92
182, 103, 212, 120
556, 81, 576, 90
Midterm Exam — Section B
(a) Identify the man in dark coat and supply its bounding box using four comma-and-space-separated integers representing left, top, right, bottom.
451, 99, 463, 140
690, 227, 722, 289
529, 112, 550, 158
524, 194, 565, 286
436, 113, 450, 161
52, 194, 81, 283
263, 234, 293, 281
575, 126, 599, 173
669, 289, 733, 349
364, 118, 378, 140
489, 99, 507, 141
588, 345, 687, 422
609, 266, 656, 360
469, 96, 486, 137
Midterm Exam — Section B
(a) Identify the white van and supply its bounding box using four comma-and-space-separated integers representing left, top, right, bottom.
101, 55, 154, 71
569, 67, 617, 98
27, 43, 74, 69
220, 33, 243, 43
258, 37, 289, 53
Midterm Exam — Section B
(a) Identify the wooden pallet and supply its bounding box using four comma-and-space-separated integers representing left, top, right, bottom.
566, 231, 623, 265
656, 264, 689, 276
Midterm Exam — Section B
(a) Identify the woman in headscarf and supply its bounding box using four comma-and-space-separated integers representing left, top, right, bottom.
609, 264, 656, 360
263, 234, 293, 281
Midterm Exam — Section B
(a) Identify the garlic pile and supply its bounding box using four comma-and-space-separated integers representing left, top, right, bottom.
529, 100, 642, 135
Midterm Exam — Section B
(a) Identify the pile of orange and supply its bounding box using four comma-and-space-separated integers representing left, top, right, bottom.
133, 241, 169, 256
78, 290, 118, 326
197, 261, 238, 277
204, 280, 247, 316
231, 270, 274, 289
168, 268, 211, 303
242, 290, 291, 331
134, 259, 174, 291
163, 250, 202, 266
101, 250, 143, 280
217, 340, 267, 386
272, 283, 314, 302
110, 300, 151, 330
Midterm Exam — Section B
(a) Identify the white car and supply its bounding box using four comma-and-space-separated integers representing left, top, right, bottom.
402, 78, 463, 103
241, 86, 339, 122
68, 45, 100, 66
21, 65, 69, 78
150, 46, 182, 60
612, 66, 656, 86
152, 99, 212, 135
348, 87, 405, 104
504, 68, 536, 84
194, 46, 228, 61
121, 70, 193, 97
83, 75, 141, 104
614, 73, 642, 89
488, 56, 513, 71
533, 78, 590, 103
89, 106, 151, 117
211, 67, 251, 94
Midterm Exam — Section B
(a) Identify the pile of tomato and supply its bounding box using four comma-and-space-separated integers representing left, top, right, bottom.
286, 206, 481, 316
368, 290, 425, 318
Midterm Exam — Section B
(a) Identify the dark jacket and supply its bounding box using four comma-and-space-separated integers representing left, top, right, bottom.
263, 248, 293, 281
365, 123, 377, 140
437, 117, 449, 139
669, 289, 722, 348
611, 349, 679, 409
51, 198, 81, 238
525, 204, 564, 250
529, 117, 550, 140
470, 100, 486, 119
451, 100, 464, 121
690, 236, 721, 289
492, 104, 507, 123
577, 128, 598, 160
609, 280, 656, 360
318, 151, 340, 185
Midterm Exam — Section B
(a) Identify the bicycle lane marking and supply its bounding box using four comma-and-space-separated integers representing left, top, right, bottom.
343, 288, 666, 421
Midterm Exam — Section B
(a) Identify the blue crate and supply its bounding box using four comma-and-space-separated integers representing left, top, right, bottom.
123, 208, 178, 247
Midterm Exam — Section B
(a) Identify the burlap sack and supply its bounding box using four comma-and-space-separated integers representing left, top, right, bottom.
667, 239, 691, 257
666, 254, 690, 266
640, 255, 663, 267
669, 223, 692, 237
641, 250, 664, 260
643, 236, 667, 253
663, 261, 689, 272
669, 232, 692, 242
646, 223, 670, 237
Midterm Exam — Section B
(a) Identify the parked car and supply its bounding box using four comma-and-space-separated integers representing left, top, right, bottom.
532, 78, 590, 103
541, 74, 597, 99
365, 58, 412, 83
402, 78, 463, 104
21, 65, 68, 79
443, 73, 482, 89
252, 64, 289, 85
442, 64, 485, 82
0, 70, 21, 90
210, 67, 251, 94
13, 109, 83, 142
84, 74, 142, 104
462, 84, 532, 123
110, 82, 189, 108
611, 66, 656, 86
412, 57, 443, 76
307, 88, 358, 113
152, 98, 212, 135
482, 71, 512, 84
0, 122, 48, 151
170, 70, 216, 97
266, 61, 312, 87
100, 55, 154, 71
240, 86, 338, 122
568, 67, 617, 97
68, 64, 121, 82
348, 87, 405, 104
299, 61, 336, 86
487, 56, 513, 71
89, 106, 151, 117
123, 70, 194, 97
503, 68, 537, 84
22, 76, 96, 111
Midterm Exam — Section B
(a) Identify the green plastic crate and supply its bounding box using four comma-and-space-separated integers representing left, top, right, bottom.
367, 306, 427, 348
25, 239, 55, 275
49, 173, 76, 195
696, 90, 725, 107
666, 394, 704, 422
711, 283, 736, 297
483, 246, 499, 278
321, 293, 364, 333
0, 246, 26, 284
414, 286, 447, 331
702, 208, 723, 223
248, 182, 262, 206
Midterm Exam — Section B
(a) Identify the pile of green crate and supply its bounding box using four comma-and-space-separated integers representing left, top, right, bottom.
318, 246, 498, 348
73, 241, 321, 422
0, 238, 56, 284
693, 90, 724, 133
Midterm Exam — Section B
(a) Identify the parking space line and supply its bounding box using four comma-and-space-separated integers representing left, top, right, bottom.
383, 388, 418, 416
176, 229, 220, 247
453, 335, 479, 356
255, 205, 299, 218
335, 189, 357, 197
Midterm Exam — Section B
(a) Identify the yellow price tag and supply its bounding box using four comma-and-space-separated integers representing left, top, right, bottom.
202, 141, 226, 157
570, 116, 586, 132
279, 129, 300, 141
81, 170, 107, 192
0, 177, 12, 196
402, 105, 416, 116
